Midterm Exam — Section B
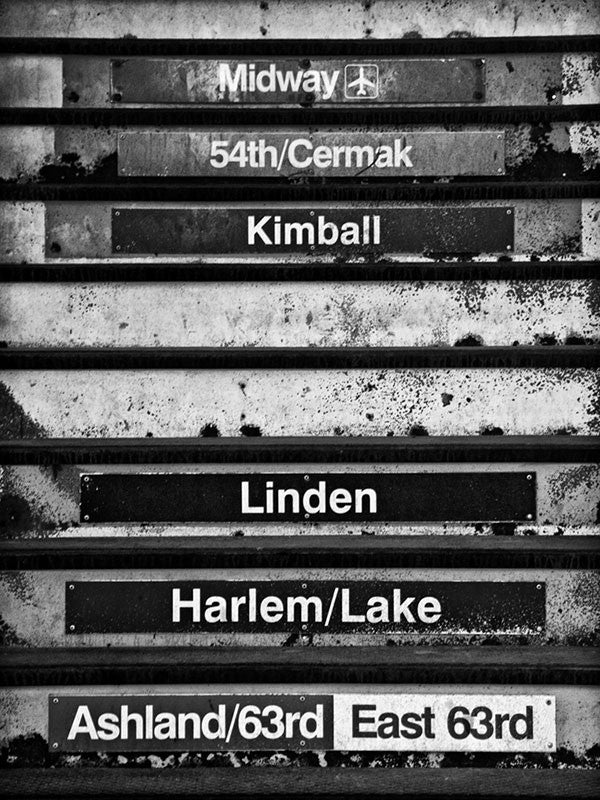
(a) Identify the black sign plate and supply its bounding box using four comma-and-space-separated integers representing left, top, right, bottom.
65, 580, 545, 635
117, 131, 505, 177
80, 472, 535, 523
111, 207, 514, 255
111, 58, 485, 105
49, 693, 334, 752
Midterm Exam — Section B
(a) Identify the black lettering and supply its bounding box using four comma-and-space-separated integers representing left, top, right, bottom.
510, 706, 534, 740
352, 704, 377, 738
400, 711, 423, 739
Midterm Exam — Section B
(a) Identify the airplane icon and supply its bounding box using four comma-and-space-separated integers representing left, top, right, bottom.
344, 64, 379, 99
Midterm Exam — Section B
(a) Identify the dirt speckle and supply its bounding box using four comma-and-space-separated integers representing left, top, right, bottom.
240, 424, 262, 437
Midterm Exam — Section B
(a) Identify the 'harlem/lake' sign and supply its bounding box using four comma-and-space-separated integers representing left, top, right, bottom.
65, 580, 545, 635
111, 58, 486, 105
80, 472, 536, 523
49, 693, 555, 752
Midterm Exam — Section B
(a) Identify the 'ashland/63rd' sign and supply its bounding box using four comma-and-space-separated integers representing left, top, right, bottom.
49, 693, 555, 752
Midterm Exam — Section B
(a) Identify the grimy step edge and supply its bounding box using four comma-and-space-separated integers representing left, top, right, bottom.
0, 767, 599, 799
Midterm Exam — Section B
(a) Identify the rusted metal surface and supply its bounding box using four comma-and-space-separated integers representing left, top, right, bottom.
117, 130, 505, 177
0, 281, 598, 348
112, 58, 487, 105
1, 1, 598, 38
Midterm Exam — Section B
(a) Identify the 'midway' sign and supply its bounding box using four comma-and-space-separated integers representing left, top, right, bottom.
111, 58, 486, 105
111, 206, 515, 254
49, 693, 556, 752
117, 131, 505, 177
65, 580, 546, 635
80, 472, 535, 523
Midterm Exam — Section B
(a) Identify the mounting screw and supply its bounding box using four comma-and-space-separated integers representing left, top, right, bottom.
506, 209, 512, 215
506, 245, 512, 250
300, 740, 306, 746
83, 476, 90, 482
114, 211, 120, 217
115, 245, 121, 251
300, 696, 305, 702
304, 475, 310, 481
302, 583, 307, 589
536, 584, 542, 590
309, 211, 315, 216
546, 699, 552, 705
526, 513, 533, 520
68, 584, 75, 590
527, 473, 533, 480
547, 742, 553, 748
302, 623, 308, 630
83, 514, 90, 521
119, 134, 125, 140
69, 625, 75, 632
52, 742, 59, 749
304, 513, 310, 519
536, 625, 543, 632
497, 167, 503, 173
52, 698, 59, 704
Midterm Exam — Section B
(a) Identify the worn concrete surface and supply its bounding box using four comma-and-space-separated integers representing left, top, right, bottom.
0, 1, 598, 38
0, 369, 597, 439
0, 684, 598, 765
0, 200, 589, 263
1, 281, 597, 348
1, 567, 597, 647
2, 462, 598, 538
3, 54, 597, 108
3, 123, 599, 181
0, 57, 63, 108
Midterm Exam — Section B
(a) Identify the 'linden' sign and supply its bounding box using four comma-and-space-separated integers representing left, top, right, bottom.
110, 58, 486, 105
49, 693, 556, 752
79, 472, 536, 523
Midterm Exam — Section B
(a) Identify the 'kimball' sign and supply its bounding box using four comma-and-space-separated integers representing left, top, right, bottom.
111, 205, 515, 255
117, 131, 505, 177
111, 58, 486, 105
80, 472, 535, 523
65, 580, 545, 635
49, 693, 556, 752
